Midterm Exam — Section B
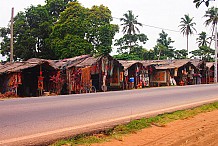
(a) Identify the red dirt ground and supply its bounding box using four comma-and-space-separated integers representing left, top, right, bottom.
92, 110, 218, 146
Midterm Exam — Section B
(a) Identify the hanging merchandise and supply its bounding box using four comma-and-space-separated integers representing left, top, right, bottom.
8, 73, 16, 87
120, 72, 123, 82
109, 60, 114, 76
17, 72, 22, 85
102, 56, 108, 74
38, 76, 44, 90
124, 69, 128, 76
191, 69, 194, 75
183, 68, 187, 75
189, 66, 192, 71
174, 68, 178, 76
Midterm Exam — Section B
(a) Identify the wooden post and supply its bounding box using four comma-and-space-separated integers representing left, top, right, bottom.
10, 7, 14, 63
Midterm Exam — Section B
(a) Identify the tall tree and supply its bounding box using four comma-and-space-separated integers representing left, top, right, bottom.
153, 30, 175, 60
204, 6, 218, 47
0, 0, 72, 60
0, 27, 10, 59
179, 14, 197, 56
190, 46, 214, 61
196, 31, 210, 47
114, 34, 148, 60
120, 10, 142, 35
120, 10, 143, 52
174, 49, 188, 59
86, 5, 119, 55
50, 2, 118, 59
45, 0, 74, 22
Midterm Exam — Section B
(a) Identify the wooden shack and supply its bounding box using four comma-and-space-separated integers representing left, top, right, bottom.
67, 55, 123, 93
0, 58, 57, 97
118, 60, 155, 89
206, 62, 215, 83
149, 59, 198, 86
191, 59, 207, 84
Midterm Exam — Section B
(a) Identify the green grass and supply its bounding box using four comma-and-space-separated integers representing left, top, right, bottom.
52, 101, 218, 146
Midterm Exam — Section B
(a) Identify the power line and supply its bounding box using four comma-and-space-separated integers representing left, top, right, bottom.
112, 16, 212, 37
112, 16, 180, 33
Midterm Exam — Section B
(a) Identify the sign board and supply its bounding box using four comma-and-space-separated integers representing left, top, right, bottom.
150, 71, 167, 83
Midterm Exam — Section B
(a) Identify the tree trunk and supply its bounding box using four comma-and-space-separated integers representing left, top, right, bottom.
187, 34, 189, 58
209, 25, 215, 48
158, 50, 161, 60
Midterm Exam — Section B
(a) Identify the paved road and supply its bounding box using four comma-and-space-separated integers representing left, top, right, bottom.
1, 84, 218, 145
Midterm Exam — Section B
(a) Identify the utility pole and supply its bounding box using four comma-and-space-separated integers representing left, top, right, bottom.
214, 24, 218, 83
10, 7, 14, 63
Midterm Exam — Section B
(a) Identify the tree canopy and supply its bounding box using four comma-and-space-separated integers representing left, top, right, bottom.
193, 0, 215, 8
153, 30, 175, 60
114, 10, 148, 60
179, 14, 197, 56
0, 1, 118, 60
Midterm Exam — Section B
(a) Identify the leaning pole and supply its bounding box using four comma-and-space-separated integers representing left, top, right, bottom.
10, 7, 14, 63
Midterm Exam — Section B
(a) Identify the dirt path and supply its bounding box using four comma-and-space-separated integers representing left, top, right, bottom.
92, 110, 218, 146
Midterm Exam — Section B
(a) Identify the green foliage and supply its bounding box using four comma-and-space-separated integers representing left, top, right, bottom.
52, 101, 218, 146
0, 1, 69, 60
153, 30, 175, 60
51, 2, 118, 58
86, 5, 119, 55
204, 6, 218, 47
120, 10, 142, 35
190, 45, 214, 61
143, 49, 156, 60
0, 0, 117, 60
114, 10, 147, 61
115, 34, 148, 54
179, 14, 197, 55
193, 0, 214, 8
174, 49, 188, 59
196, 31, 210, 47
0, 27, 10, 58
45, 0, 74, 22
179, 14, 197, 36
13, 5, 57, 60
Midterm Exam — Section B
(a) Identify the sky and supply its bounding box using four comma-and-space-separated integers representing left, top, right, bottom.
0, 0, 217, 60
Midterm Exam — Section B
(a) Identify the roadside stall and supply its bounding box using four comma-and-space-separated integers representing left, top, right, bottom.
67, 55, 123, 93
206, 62, 215, 83
0, 58, 57, 97
191, 59, 207, 84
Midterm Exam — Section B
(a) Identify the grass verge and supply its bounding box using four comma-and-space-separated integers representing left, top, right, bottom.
52, 101, 218, 146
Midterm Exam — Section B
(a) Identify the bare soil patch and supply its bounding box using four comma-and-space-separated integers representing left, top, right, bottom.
92, 110, 218, 146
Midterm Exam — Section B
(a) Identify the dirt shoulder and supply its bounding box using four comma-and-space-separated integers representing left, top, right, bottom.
92, 110, 218, 146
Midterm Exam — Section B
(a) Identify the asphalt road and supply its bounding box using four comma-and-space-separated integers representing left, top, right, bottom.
1, 84, 218, 145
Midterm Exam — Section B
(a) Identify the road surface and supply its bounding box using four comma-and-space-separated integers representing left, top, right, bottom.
0, 84, 218, 145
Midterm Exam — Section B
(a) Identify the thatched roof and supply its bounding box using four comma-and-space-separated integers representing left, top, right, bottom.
74, 56, 100, 68
146, 59, 194, 70
206, 62, 214, 69
51, 55, 90, 69
0, 59, 57, 74
118, 60, 141, 70
190, 59, 205, 69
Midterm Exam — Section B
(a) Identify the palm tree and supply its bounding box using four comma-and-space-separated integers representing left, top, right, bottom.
196, 31, 209, 47
120, 10, 142, 35
204, 6, 218, 47
179, 14, 197, 56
